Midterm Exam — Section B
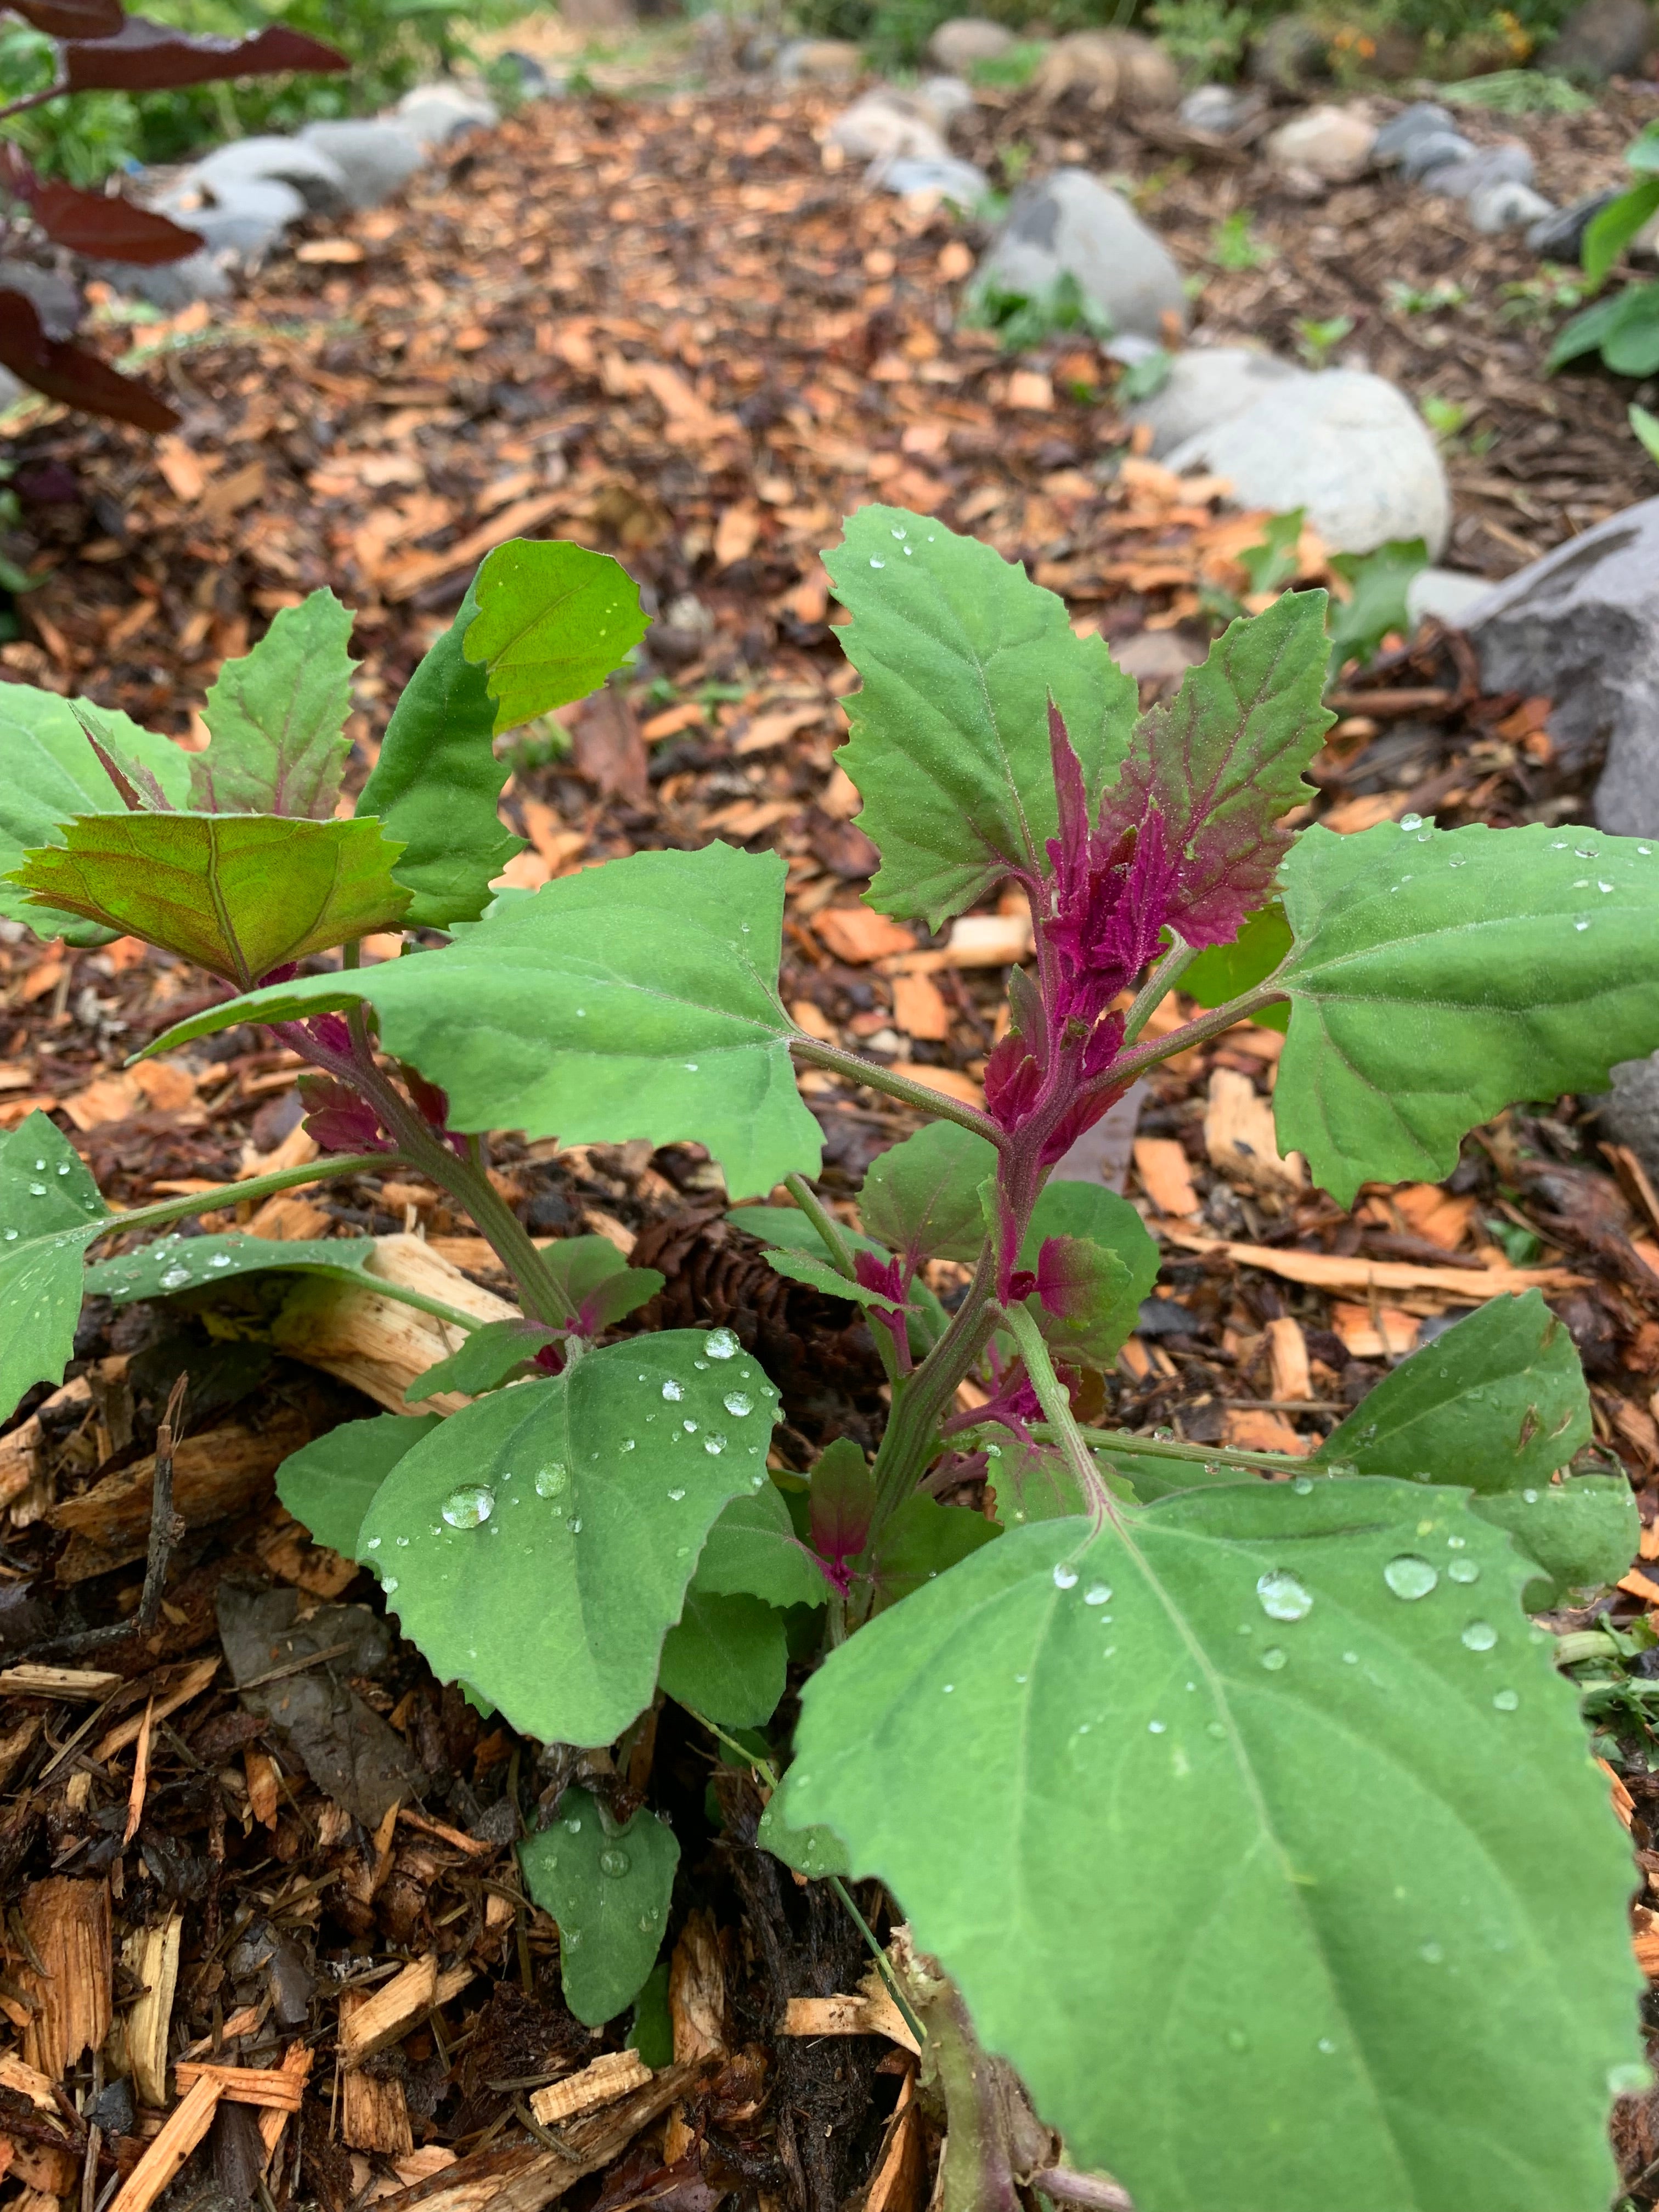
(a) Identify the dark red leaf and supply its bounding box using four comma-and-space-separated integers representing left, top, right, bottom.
32, 177, 201, 264
64, 16, 347, 92
0, 287, 176, 431
8, 0, 121, 36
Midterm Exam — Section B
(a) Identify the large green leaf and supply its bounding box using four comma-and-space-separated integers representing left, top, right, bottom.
144, 844, 818, 1198
278, 1412, 441, 1559
697, 1482, 827, 1610
658, 1587, 787, 1725
1317, 1293, 1590, 1491
1179, 904, 1292, 1035
1274, 819, 1659, 1205
1583, 179, 1659, 288
787, 1479, 1640, 2212
757, 1795, 851, 1878
868, 1493, 999, 1610
191, 590, 357, 818
85, 1231, 382, 1303
0, 686, 190, 943
355, 573, 520, 929
463, 539, 648, 735
357, 1330, 781, 1744
859, 1121, 997, 1263
519, 1787, 679, 2026
1471, 1477, 1638, 1610
16, 814, 409, 988
824, 505, 1137, 927
0, 1111, 111, 1423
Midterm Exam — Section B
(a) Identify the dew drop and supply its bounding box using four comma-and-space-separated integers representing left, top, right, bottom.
1052, 1562, 1079, 1590
160, 1265, 191, 1289
662, 1379, 684, 1401
1147, 1719, 1166, 1734
1610, 2063, 1652, 2096
1419, 1941, 1444, 1965
704, 1327, 740, 1359
724, 1391, 754, 1417
1292, 1475, 1313, 1494
869, 556, 885, 568
1492, 1688, 1519, 1711
535, 1463, 568, 1498
682, 1419, 697, 1434
1460, 1620, 1497, 1651
1448, 855, 1465, 867
383, 1576, 398, 1594
26, 1182, 44, 1197
1260, 1646, 1288, 1672
365, 1536, 381, 1550
1383, 1554, 1438, 1601
941, 1682, 954, 1694
1317, 2036, 1337, 2056
2, 1230, 14, 1242
704, 1434, 727, 1455
1206, 1720, 1226, 1739
1575, 844, 1598, 858
209, 1252, 232, 1268
1575, 917, 1591, 930
1226, 2027, 1248, 2051
568, 1516, 583, 1533
1522, 1488, 1539, 1503
1399, 812, 1423, 831
684, 1063, 698, 1073
566, 1815, 583, 1833
1600, 880, 1615, 893
1256, 1568, 1313, 1622
668, 1486, 686, 1502
599, 1847, 631, 1877
1084, 1582, 1111, 1606
1447, 1557, 1480, 1584
1342, 1650, 1358, 1663
442, 1483, 494, 1528
55, 1160, 70, 1175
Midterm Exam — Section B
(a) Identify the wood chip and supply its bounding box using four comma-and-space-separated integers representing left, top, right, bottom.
95, 1655, 220, 1763
1155, 1227, 1582, 1297
172, 2061, 306, 2111
890, 971, 951, 1043
883, 1061, 983, 1108
1330, 1302, 1419, 1359
530, 2050, 652, 2125
109, 2071, 220, 2212
1222, 1409, 1308, 1457
1265, 1316, 1311, 1404
0, 2055, 57, 2112
1203, 1069, 1304, 1193
668, 1910, 726, 2064
781, 1990, 921, 2056
944, 911, 1032, 967
0, 1665, 122, 1698
1391, 1183, 1479, 1252
19, 1878, 111, 2079
863, 2066, 925, 2212
340, 1988, 413, 2155
340, 1953, 450, 2064
276, 1233, 518, 1416
813, 907, 916, 964
47, 1412, 310, 1579
119, 1913, 181, 2107
1133, 1138, 1198, 1220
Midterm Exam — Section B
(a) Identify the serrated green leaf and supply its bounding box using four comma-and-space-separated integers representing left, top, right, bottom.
541, 1234, 664, 1330
763, 1246, 902, 1308
143, 844, 817, 1198
86, 1230, 382, 1304
16, 814, 410, 989
276, 1412, 441, 1559
358, 1331, 781, 1745
193, 590, 357, 818
1328, 541, 1429, 673
354, 573, 520, 929
463, 539, 648, 735
823, 505, 1137, 928
0, 686, 189, 944
659, 1587, 787, 1725
788, 1480, 1640, 2212
870, 1493, 999, 1610
859, 1121, 998, 1263
1274, 819, 1659, 1205
403, 1318, 557, 1403
696, 1483, 826, 1610
1471, 1476, 1638, 1609
757, 1793, 851, 1878
1015, 1180, 1158, 1365
1317, 1293, 1589, 1490
519, 1788, 678, 2025
0, 1110, 111, 1423
1022, 1232, 1136, 1367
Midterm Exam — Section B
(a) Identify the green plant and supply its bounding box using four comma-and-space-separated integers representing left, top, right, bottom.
1549, 122, 1659, 377
1632, 400, 1659, 466
2, 510, 1655, 2211
968, 36, 1046, 86
1386, 276, 1468, 314
1294, 312, 1355, 368
1148, 0, 1252, 82
964, 269, 1114, 350
1208, 207, 1275, 270
1442, 66, 1593, 112
1500, 264, 1587, 326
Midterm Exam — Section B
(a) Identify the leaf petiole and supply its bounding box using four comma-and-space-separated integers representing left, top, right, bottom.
783, 1171, 858, 1280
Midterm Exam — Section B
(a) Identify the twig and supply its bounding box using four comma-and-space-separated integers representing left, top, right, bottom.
1029, 2165, 1134, 2211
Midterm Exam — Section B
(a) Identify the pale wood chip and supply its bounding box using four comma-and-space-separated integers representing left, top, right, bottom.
1133, 1137, 1198, 1220
172, 2060, 306, 2111
1155, 1227, 1582, 1297
1265, 1316, 1311, 1403
781, 1990, 921, 2057
20, 1877, 112, 2079
109, 2072, 221, 2212
1203, 1069, 1304, 1194
340, 1988, 413, 2155
529, 2050, 652, 2124
95, 1656, 219, 1763
119, 1912, 182, 2106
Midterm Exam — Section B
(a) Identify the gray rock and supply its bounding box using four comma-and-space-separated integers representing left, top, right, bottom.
1598, 1055, 1659, 1185
298, 118, 425, 209
1163, 369, 1451, 557
927, 16, 1014, 71
1265, 105, 1376, 183
1180, 82, 1250, 133
1373, 101, 1452, 164
192, 133, 350, 213
396, 80, 499, 148
159, 173, 305, 256
828, 90, 948, 163
1528, 188, 1622, 259
774, 37, 863, 84
1406, 566, 1499, 628
94, 248, 232, 310
1398, 130, 1476, 182
977, 167, 1187, 342
0, 259, 80, 338
1419, 139, 1534, 200
1470, 180, 1554, 234
1462, 496, 1659, 828
917, 74, 975, 129
1125, 345, 1306, 458
1541, 0, 1656, 80
874, 152, 988, 206
497, 47, 555, 97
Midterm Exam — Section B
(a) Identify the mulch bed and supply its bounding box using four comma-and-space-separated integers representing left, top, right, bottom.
5, 63, 1659, 2212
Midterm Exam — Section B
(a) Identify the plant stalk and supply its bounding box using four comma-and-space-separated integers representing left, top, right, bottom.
790, 1035, 1005, 1146
1122, 932, 1198, 1044
90, 1153, 394, 1245
783, 1171, 857, 1278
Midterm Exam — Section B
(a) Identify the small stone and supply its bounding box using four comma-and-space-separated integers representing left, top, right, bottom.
1163, 369, 1449, 557
396, 81, 500, 149
1266, 105, 1377, 184
1406, 567, 1498, 629
773, 38, 864, 86
916, 75, 975, 130
874, 153, 988, 207
1032, 30, 1177, 112
976, 168, 1187, 341
159, 174, 306, 256
0, 259, 80, 337
1125, 345, 1306, 458
1372, 101, 1453, 165
1398, 130, 1477, 182
827, 90, 949, 165
1528, 189, 1622, 261
926, 16, 1014, 72
193, 133, 352, 213
1469, 180, 1555, 235
1541, 0, 1657, 81
1419, 140, 1535, 201
298, 119, 426, 210
1180, 82, 1253, 134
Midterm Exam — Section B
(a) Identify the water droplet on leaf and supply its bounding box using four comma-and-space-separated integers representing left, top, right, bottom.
442, 1483, 494, 1528
1260, 1646, 1288, 1671
724, 1391, 753, 1417
1383, 1554, 1438, 1600
1460, 1620, 1497, 1651
1492, 1688, 1519, 1711
599, 1847, 631, 1877
1256, 1569, 1313, 1622
1084, 1583, 1111, 1606
704, 1328, 740, 1359
535, 1464, 568, 1497
1052, 1562, 1079, 1590
663, 1380, 684, 1401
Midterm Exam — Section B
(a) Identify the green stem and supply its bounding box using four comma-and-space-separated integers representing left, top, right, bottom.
790, 1035, 1005, 1147
91, 1153, 394, 1245
783, 1172, 857, 1279
867, 1243, 998, 1536
1036, 1421, 1320, 1479
1106, 979, 1287, 1091
1122, 933, 1198, 1045
1001, 1305, 1112, 1521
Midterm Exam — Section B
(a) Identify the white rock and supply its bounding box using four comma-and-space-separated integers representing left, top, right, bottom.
298, 118, 426, 208
1468, 180, 1554, 234
874, 153, 988, 207
827, 91, 948, 165
1265, 105, 1376, 183
927, 16, 1014, 70
1125, 346, 1306, 458
157, 172, 306, 255
977, 168, 1187, 342
1406, 566, 1498, 628
916, 74, 975, 129
193, 134, 351, 213
1163, 369, 1450, 557
1180, 82, 1250, 133
396, 81, 499, 148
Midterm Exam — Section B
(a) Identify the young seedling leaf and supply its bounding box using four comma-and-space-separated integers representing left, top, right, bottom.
540, 1234, 664, 1331
696, 1483, 826, 1610
1470, 1476, 1638, 1609
1022, 1233, 1136, 1368
0, 685, 189, 943
824, 505, 1138, 927
810, 1437, 876, 1568
859, 1120, 999, 1264
729, 1207, 951, 1351
1020, 1180, 1159, 1296
787, 1480, 1640, 2212
1273, 819, 1659, 1204
192, 591, 357, 818
756, 1795, 851, 1878
1106, 591, 1334, 948
658, 1587, 788, 1726
519, 1787, 679, 2027
355, 570, 521, 929
462, 538, 649, 735
868, 1492, 1000, 1610
143, 845, 817, 1198
276, 1412, 441, 1559
16, 814, 410, 988
762, 1246, 904, 1309
403, 1318, 560, 1404
0, 1110, 112, 1424
1316, 1292, 1590, 1489
357, 1330, 781, 1745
